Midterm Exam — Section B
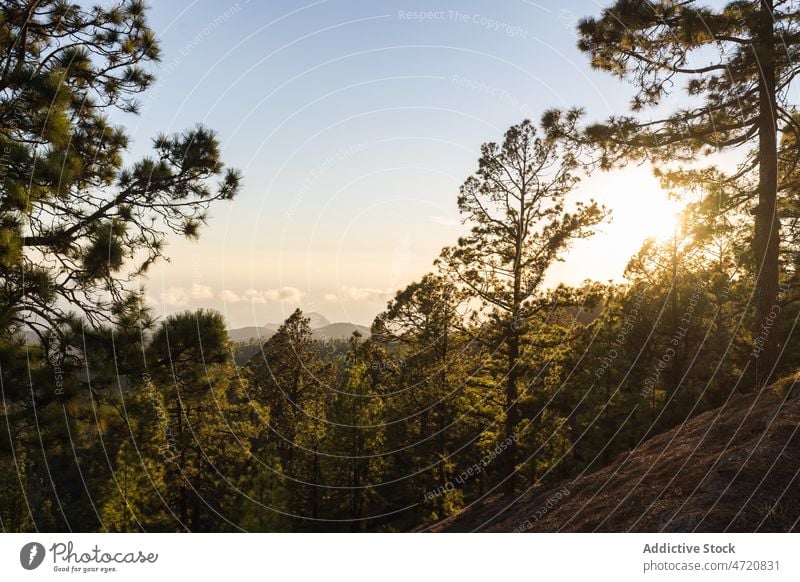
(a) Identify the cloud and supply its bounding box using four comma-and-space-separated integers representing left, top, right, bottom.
243, 288, 267, 304
323, 293, 338, 302
239, 286, 306, 304
160, 287, 189, 307
339, 285, 393, 302
190, 283, 213, 299
264, 286, 305, 302
218, 289, 242, 303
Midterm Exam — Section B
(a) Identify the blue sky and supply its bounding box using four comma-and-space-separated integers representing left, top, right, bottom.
127, 0, 683, 327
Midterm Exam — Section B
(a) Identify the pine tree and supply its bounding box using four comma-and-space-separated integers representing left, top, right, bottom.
247, 309, 328, 527
438, 120, 606, 496
145, 309, 263, 531
572, 0, 800, 387
0, 0, 240, 484
373, 274, 468, 518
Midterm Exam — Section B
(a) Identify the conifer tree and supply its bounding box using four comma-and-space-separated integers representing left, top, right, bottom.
438, 120, 606, 496
573, 0, 800, 386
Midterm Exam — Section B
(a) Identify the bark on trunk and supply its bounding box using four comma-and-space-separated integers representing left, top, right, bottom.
753, 0, 780, 389
503, 327, 520, 498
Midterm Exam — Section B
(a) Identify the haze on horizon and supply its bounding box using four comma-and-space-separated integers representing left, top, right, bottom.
130, 0, 687, 328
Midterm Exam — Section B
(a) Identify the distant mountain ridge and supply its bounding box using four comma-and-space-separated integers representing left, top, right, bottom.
228, 312, 370, 343
311, 322, 371, 342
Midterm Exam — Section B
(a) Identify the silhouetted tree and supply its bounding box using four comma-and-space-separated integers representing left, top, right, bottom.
438, 119, 606, 496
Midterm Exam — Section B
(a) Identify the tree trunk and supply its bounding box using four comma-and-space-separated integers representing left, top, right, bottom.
753, 0, 780, 389
503, 190, 526, 498
311, 441, 319, 520
437, 323, 449, 513
503, 326, 520, 498
176, 403, 189, 531
350, 427, 362, 532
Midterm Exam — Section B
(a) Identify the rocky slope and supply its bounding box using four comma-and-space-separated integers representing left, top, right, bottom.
433, 381, 800, 532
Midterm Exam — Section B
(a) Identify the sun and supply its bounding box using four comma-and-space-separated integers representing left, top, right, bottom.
546, 169, 688, 286
640, 200, 684, 244
602, 168, 686, 246
605, 184, 685, 253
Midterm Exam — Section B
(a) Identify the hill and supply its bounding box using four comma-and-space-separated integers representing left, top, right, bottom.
431, 380, 800, 532
228, 312, 369, 343
312, 322, 371, 342
227, 324, 279, 343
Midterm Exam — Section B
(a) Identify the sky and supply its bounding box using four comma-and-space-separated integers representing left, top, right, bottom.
125, 0, 688, 328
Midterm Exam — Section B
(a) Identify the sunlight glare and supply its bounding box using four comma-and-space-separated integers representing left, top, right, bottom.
548, 168, 687, 286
